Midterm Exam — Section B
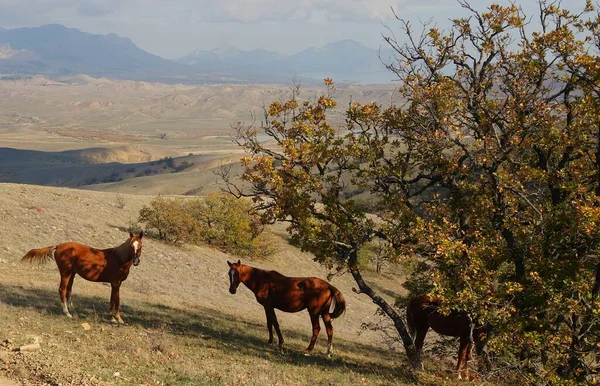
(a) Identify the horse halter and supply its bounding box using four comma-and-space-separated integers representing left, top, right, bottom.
227, 260, 242, 294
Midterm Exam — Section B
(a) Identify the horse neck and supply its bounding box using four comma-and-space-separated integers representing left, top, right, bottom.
240, 265, 260, 293
112, 240, 133, 265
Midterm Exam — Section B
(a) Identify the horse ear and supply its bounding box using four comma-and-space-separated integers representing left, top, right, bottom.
227, 260, 234, 267
129, 232, 134, 239
237, 259, 241, 265
139, 231, 144, 239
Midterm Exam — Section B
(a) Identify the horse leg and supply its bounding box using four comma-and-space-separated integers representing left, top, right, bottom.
466, 340, 475, 379
457, 335, 470, 380
271, 309, 284, 348
264, 306, 275, 344
58, 274, 73, 318
322, 313, 334, 358
304, 313, 321, 355
109, 282, 124, 324
66, 273, 76, 315
413, 325, 428, 370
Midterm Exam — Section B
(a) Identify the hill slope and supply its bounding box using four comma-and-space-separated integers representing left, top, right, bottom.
0, 183, 414, 385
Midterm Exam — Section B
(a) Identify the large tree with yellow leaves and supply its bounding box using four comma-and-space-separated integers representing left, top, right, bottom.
228, 1, 600, 382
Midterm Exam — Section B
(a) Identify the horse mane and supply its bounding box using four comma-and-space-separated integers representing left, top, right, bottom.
242, 264, 286, 280
112, 239, 133, 263
266, 270, 286, 278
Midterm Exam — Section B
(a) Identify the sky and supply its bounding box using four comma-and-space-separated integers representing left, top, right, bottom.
0, 1, 588, 59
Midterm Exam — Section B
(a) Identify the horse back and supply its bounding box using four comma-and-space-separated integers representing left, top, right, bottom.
258, 272, 332, 312
54, 242, 102, 262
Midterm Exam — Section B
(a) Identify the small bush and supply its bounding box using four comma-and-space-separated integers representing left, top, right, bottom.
125, 217, 144, 236
137, 193, 275, 258
190, 193, 275, 259
173, 160, 194, 173
138, 196, 197, 245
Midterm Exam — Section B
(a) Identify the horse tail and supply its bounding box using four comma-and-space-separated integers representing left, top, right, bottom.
328, 285, 346, 319
21, 246, 56, 265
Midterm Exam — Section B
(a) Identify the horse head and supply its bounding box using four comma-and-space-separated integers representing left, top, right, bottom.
227, 259, 242, 294
128, 231, 144, 266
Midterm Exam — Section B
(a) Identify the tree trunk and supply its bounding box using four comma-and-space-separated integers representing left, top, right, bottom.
349, 267, 420, 367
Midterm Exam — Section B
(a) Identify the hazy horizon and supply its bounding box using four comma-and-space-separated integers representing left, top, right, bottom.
0, 0, 587, 60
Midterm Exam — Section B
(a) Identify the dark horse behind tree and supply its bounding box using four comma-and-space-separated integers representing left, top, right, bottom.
407, 295, 491, 380
227, 260, 346, 357
21, 232, 144, 323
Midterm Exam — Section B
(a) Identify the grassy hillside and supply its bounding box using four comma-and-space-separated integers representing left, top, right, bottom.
0, 183, 446, 386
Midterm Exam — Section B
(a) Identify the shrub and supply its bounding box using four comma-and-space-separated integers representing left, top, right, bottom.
173, 161, 194, 173
188, 193, 275, 259
138, 196, 196, 245
137, 193, 275, 258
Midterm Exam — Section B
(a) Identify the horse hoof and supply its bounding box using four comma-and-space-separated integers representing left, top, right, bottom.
65, 313, 73, 319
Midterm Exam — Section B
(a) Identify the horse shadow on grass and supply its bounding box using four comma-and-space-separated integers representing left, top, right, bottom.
0, 284, 410, 380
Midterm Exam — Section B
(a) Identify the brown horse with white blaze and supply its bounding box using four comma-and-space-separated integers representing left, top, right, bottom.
21, 232, 144, 323
227, 260, 346, 357
407, 295, 490, 380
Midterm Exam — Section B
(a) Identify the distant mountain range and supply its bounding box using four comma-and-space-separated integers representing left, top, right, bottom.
0, 24, 396, 84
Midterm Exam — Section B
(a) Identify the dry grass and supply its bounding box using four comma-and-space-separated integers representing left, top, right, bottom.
0, 183, 427, 386
0, 286, 407, 386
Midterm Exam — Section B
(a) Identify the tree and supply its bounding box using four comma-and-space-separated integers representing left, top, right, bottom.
227, 1, 600, 382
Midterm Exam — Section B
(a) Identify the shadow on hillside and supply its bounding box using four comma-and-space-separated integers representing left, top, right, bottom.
0, 284, 410, 379
367, 279, 404, 302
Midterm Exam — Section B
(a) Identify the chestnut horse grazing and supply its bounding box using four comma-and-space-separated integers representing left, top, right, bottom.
407, 295, 490, 379
21, 232, 144, 323
227, 260, 346, 357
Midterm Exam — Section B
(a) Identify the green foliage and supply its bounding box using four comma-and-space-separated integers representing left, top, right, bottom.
138, 195, 196, 245
138, 193, 274, 259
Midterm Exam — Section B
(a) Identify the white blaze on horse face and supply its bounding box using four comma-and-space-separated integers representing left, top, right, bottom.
132, 241, 139, 254
230, 268, 235, 285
